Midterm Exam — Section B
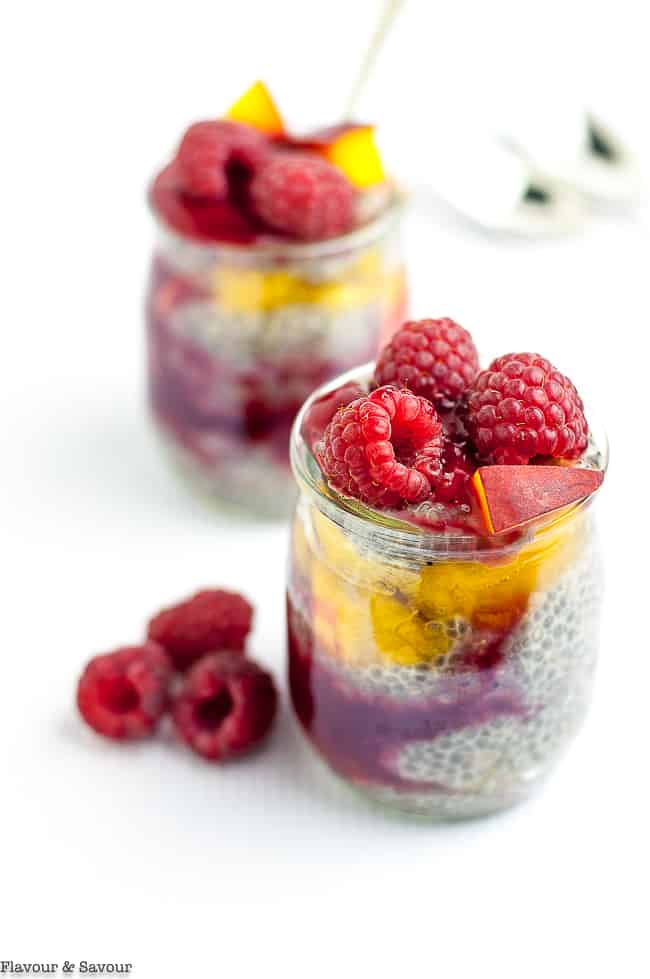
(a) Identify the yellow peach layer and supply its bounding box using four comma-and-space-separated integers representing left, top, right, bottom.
212, 250, 403, 314
292, 505, 585, 669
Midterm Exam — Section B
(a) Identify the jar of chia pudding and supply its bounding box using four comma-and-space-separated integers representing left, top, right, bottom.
146, 83, 406, 516
287, 362, 607, 819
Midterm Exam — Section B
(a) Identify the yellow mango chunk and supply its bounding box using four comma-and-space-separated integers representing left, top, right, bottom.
416, 515, 581, 631
311, 563, 373, 666
320, 126, 385, 188
371, 594, 451, 666
213, 250, 400, 314
417, 560, 533, 634
214, 268, 299, 312
311, 510, 419, 601
226, 80, 284, 136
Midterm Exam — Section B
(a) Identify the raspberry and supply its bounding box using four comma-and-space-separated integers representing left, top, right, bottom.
318, 385, 443, 507
424, 406, 477, 504
430, 437, 476, 504
147, 589, 253, 671
150, 163, 260, 244
374, 318, 480, 406
172, 652, 277, 761
249, 152, 355, 240
467, 352, 589, 465
150, 164, 200, 238
300, 381, 366, 452
77, 643, 172, 740
176, 120, 269, 199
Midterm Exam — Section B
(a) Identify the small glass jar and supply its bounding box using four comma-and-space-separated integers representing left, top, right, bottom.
146, 203, 406, 517
287, 366, 607, 819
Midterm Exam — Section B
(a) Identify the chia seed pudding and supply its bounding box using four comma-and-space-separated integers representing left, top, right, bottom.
287, 346, 606, 819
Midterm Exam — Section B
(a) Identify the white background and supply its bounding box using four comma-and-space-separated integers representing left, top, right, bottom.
3, 1, 650, 976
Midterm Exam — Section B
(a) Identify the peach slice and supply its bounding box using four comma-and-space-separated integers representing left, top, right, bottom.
472, 465, 604, 535
289, 123, 385, 188
226, 80, 285, 136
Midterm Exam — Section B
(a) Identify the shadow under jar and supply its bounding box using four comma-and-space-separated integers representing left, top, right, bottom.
146, 203, 406, 517
287, 367, 607, 820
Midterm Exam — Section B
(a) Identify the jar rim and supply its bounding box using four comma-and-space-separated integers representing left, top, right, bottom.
149, 188, 407, 263
290, 363, 609, 560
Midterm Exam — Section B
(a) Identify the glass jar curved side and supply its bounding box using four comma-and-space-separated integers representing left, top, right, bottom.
286, 365, 606, 818
145, 205, 407, 517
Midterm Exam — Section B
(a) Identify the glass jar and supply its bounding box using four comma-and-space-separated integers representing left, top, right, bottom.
146, 203, 406, 517
287, 366, 607, 819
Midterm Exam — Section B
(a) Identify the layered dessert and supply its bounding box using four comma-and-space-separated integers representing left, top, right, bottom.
287, 318, 606, 818
147, 82, 405, 515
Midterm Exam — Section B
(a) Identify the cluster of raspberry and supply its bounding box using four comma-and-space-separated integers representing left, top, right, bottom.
77, 589, 276, 762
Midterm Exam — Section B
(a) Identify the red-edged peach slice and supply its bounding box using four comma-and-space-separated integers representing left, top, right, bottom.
287, 123, 385, 187
472, 465, 604, 535
226, 81, 285, 136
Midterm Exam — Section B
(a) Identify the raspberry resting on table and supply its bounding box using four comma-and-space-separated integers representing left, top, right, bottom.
175, 120, 269, 199
77, 642, 172, 740
148, 589, 253, 671
467, 352, 589, 465
249, 152, 355, 240
172, 651, 278, 761
374, 318, 480, 406
318, 385, 444, 507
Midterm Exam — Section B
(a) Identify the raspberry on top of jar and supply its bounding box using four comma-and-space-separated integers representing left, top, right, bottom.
149, 80, 395, 246
302, 317, 605, 538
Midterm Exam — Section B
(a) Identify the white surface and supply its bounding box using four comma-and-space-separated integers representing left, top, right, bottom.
3, 2, 650, 976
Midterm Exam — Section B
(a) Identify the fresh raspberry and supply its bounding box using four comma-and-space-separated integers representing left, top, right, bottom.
150, 164, 200, 238
172, 651, 277, 761
147, 589, 253, 671
423, 405, 477, 504
300, 381, 366, 452
430, 437, 476, 504
76, 643, 172, 740
374, 318, 480, 406
175, 120, 269, 199
318, 385, 443, 507
249, 152, 355, 240
467, 352, 589, 465
150, 163, 260, 244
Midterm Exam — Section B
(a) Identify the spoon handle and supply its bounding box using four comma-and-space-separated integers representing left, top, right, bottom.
345, 0, 407, 118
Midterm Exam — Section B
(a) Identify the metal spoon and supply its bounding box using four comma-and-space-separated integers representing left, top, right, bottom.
409, 131, 587, 237
345, 0, 407, 119
345, 0, 589, 236
504, 107, 640, 207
